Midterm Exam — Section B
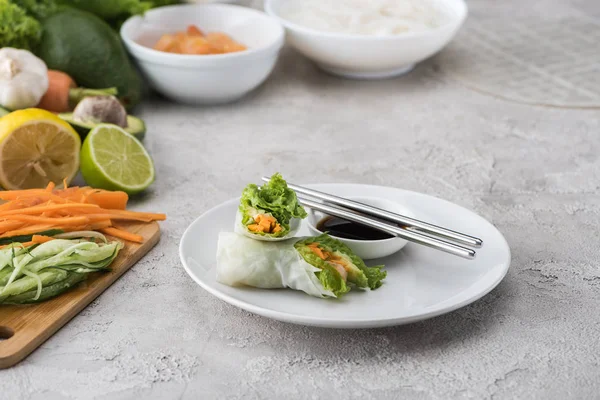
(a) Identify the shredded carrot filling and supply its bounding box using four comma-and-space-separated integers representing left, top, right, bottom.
306, 243, 352, 281
247, 214, 282, 234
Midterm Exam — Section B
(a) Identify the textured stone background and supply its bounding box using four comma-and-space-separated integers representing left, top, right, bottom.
1, 0, 599, 399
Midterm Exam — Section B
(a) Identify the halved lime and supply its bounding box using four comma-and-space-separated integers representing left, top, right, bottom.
80, 124, 154, 195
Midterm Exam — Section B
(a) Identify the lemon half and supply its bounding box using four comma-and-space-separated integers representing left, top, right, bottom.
0, 109, 81, 190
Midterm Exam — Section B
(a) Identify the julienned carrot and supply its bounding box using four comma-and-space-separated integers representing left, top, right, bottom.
0, 203, 100, 217
82, 190, 128, 210
0, 225, 55, 238
37, 70, 119, 113
31, 235, 55, 244
0, 215, 90, 225
83, 213, 150, 222
62, 221, 113, 233
100, 227, 144, 244
0, 189, 49, 201
98, 209, 166, 221
73, 207, 165, 221
0, 184, 165, 243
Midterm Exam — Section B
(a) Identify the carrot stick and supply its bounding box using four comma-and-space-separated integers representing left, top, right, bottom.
73, 207, 165, 221
0, 215, 90, 225
64, 221, 112, 232
100, 227, 144, 243
83, 190, 128, 210
0, 225, 55, 238
0, 220, 25, 234
0, 189, 50, 201
97, 209, 166, 221
0, 203, 100, 217
82, 213, 152, 223
0, 191, 69, 204
45, 182, 56, 192
32, 235, 55, 244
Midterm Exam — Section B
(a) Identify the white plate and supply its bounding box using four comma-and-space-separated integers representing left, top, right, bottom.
179, 184, 511, 329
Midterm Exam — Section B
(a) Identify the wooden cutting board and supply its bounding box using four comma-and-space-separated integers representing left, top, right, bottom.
0, 221, 160, 369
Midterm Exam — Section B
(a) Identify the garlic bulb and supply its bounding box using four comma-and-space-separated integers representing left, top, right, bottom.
0, 47, 49, 110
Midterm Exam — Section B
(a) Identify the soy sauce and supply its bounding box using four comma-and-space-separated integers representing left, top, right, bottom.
316, 216, 394, 241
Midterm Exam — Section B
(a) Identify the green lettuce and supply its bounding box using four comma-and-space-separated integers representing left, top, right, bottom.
296, 233, 387, 291
0, 0, 42, 51
239, 173, 307, 238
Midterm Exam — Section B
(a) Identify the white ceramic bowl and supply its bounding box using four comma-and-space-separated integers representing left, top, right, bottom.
264, 0, 467, 79
306, 196, 412, 260
120, 4, 284, 104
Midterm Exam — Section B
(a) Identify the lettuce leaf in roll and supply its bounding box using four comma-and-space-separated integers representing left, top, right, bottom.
295, 234, 387, 291
236, 173, 307, 239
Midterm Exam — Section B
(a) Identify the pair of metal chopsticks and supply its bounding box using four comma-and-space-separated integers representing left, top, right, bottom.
261, 177, 483, 260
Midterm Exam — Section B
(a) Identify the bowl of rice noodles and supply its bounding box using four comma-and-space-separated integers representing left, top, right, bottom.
265, 0, 467, 79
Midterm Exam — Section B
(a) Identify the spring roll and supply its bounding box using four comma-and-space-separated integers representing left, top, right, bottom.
235, 173, 306, 240
216, 232, 386, 298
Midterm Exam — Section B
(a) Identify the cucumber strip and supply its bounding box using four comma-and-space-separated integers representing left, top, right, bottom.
0, 272, 87, 305
0, 269, 68, 299
0, 268, 13, 286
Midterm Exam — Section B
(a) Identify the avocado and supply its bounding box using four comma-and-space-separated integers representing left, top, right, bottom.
59, 113, 146, 141
37, 8, 142, 110
0, 107, 10, 117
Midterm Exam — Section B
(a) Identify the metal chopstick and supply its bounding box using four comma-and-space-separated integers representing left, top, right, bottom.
299, 197, 476, 260
261, 177, 483, 248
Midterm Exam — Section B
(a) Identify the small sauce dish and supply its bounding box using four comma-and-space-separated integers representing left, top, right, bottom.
306, 196, 413, 260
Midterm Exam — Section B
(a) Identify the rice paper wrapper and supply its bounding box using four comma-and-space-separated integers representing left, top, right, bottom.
216, 232, 335, 298
234, 210, 301, 242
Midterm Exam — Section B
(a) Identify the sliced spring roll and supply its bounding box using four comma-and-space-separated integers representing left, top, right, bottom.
216, 232, 386, 298
235, 173, 307, 240
295, 233, 387, 291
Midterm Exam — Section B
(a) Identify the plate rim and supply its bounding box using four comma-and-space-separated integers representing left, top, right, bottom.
179, 183, 511, 328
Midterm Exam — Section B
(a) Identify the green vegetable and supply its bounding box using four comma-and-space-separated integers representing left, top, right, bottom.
239, 173, 307, 238
0, 236, 123, 305
37, 8, 142, 109
0, 106, 10, 117
56, 0, 181, 30
10, 0, 58, 19
0, 0, 42, 51
296, 233, 387, 292
0, 271, 85, 304
57, 0, 150, 20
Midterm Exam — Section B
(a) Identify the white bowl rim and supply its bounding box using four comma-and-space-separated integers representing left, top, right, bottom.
264, 0, 468, 41
120, 3, 285, 62
306, 196, 410, 245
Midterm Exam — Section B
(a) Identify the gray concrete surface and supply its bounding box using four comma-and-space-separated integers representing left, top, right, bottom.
1, 0, 599, 399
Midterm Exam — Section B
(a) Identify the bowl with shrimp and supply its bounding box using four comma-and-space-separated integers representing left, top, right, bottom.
120, 4, 285, 104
